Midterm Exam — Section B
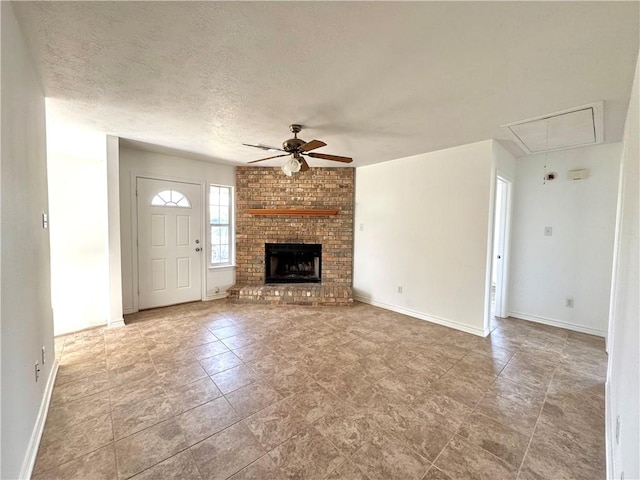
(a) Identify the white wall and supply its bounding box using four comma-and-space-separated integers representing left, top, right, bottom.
106, 135, 124, 328
46, 118, 111, 335
1, 3, 56, 478
354, 140, 495, 336
607, 50, 639, 480
119, 147, 235, 313
509, 142, 621, 336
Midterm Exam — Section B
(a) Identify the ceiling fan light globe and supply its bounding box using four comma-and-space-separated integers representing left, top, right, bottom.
289, 157, 301, 173
281, 163, 293, 176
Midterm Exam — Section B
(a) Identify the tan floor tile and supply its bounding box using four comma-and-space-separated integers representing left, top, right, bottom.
474, 392, 541, 437
56, 359, 108, 386
199, 351, 244, 375
431, 375, 487, 409
178, 396, 239, 445
373, 402, 454, 462
187, 340, 231, 360
244, 398, 308, 450
32, 444, 116, 480
228, 454, 286, 480
423, 466, 453, 480
51, 372, 110, 405
314, 406, 379, 457
221, 333, 258, 350
158, 361, 208, 390
35, 414, 113, 474
547, 366, 605, 399
210, 364, 259, 394
324, 460, 369, 480
112, 393, 174, 439
46, 391, 111, 429
108, 361, 157, 388
109, 376, 166, 410
130, 450, 202, 480
166, 377, 223, 415
114, 418, 188, 479
412, 392, 473, 432
519, 421, 604, 480
536, 394, 604, 452
350, 431, 430, 480
289, 382, 345, 424
264, 365, 313, 397
226, 381, 282, 418
35, 303, 607, 480
456, 413, 530, 468
434, 437, 517, 480
190, 422, 265, 480
268, 426, 345, 480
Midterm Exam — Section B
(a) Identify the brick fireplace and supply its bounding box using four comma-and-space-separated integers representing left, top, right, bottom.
228, 167, 354, 305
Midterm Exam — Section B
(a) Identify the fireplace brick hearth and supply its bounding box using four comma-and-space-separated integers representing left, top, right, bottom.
230, 167, 354, 305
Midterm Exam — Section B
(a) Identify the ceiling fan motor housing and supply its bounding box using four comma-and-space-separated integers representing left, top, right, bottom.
282, 137, 305, 152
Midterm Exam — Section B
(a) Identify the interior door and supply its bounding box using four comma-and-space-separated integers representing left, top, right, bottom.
137, 177, 203, 309
491, 176, 509, 318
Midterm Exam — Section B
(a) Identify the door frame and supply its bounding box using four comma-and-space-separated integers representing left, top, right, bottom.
130, 171, 206, 312
485, 170, 514, 332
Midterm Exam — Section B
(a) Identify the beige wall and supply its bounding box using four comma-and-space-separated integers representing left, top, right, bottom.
1, 3, 55, 477
353, 140, 495, 336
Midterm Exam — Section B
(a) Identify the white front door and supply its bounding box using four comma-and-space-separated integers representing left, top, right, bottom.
137, 177, 203, 309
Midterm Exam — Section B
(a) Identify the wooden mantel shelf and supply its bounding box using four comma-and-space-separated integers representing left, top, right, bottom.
247, 208, 339, 216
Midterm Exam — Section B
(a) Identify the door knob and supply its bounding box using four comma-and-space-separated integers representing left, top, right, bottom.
195, 247, 201, 252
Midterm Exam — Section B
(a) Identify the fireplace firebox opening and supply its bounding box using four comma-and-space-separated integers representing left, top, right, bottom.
265, 243, 321, 284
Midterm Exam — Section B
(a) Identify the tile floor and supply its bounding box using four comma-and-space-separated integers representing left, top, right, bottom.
34, 300, 607, 480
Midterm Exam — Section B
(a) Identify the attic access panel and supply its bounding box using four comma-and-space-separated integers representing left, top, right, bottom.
503, 102, 603, 154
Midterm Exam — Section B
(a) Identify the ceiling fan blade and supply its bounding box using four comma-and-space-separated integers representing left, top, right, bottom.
299, 157, 310, 172
299, 139, 327, 152
247, 154, 289, 163
307, 152, 353, 163
242, 143, 285, 152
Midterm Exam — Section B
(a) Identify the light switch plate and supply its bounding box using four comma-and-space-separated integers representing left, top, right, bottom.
42, 213, 48, 229
544, 227, 552, 236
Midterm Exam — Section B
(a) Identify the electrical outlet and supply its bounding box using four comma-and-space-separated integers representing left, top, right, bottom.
359, 223, 364, 232
544, 226, 552, 236
616, 415, 621, 444
35, 361, 40, 382
42, 346, 46, 365
397, 286, 403, 294
566, 297, 574, 308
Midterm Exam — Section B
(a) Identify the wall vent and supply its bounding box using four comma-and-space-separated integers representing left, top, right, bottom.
502, 102, 603, 154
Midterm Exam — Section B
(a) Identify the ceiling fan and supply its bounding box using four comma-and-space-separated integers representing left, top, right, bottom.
243, 124, 353, 176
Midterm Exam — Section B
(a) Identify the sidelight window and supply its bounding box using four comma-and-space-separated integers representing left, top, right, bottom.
209, 185, 233, 266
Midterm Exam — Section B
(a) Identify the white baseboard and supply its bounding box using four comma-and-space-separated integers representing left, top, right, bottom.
354, 295, 487, 337
108, 318, 125, 328
205, 292, 228, 301
508, 311, 607, 337
19, 360, 58, 479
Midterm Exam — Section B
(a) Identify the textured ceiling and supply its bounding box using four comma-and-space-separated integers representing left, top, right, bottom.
13, 1, 640, 167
